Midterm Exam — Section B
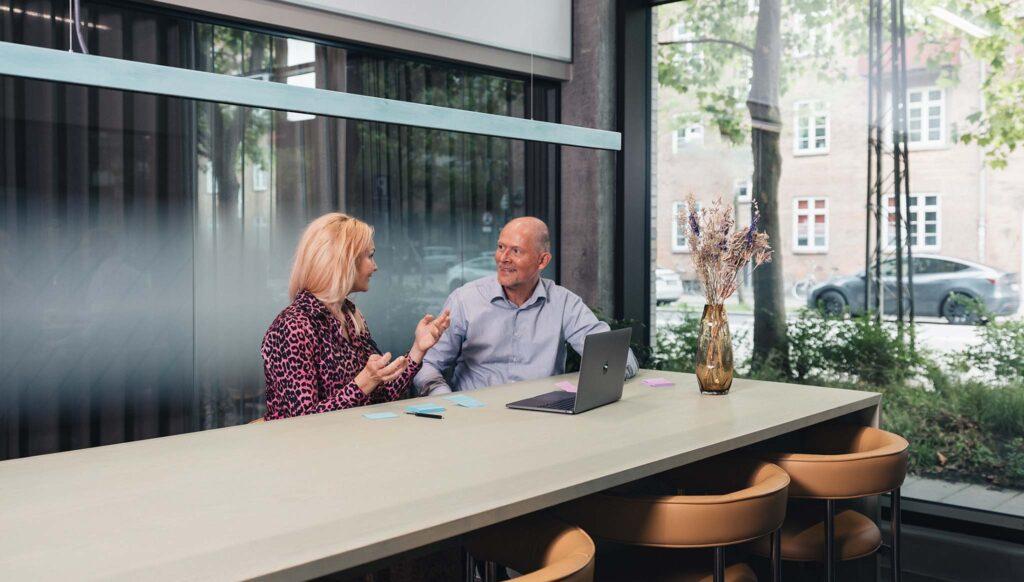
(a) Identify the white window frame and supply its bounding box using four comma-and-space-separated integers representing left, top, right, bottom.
672, 201, 700, 253
734, 178, 752, 203
253, 163, 269, 192
672, 201, 688, 252
906, 87, 946, 149
672, 122, 704, 153
793, 100, 829, 156
792, 197, 829, 253
884, 193, 941, 252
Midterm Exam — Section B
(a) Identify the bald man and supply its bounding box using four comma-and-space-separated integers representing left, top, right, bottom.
413, 217, 638, 395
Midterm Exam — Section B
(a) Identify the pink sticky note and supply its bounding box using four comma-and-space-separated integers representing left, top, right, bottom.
642, 378, 674, 387
555, 381, 577, 393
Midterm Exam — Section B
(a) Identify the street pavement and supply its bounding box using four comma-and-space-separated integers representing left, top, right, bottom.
655, 307, 985, 356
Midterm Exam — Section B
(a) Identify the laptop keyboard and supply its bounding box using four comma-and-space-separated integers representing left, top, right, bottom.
544, 394, 577, 411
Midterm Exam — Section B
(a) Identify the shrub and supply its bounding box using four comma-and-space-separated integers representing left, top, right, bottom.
787, 309, 921, 386
960, 317, 1024, 386
651, 310, 701, 372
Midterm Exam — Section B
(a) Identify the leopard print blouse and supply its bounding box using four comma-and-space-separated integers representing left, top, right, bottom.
261, 290, 420, 420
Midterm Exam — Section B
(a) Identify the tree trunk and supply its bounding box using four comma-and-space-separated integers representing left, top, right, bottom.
747, 0, 789, 373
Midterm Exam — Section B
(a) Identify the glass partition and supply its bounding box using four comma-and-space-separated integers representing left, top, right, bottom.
0, 0, 558, 459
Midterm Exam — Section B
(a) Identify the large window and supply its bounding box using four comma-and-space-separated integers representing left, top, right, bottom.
653, 0, 1024, 529
0, 0, 558, 459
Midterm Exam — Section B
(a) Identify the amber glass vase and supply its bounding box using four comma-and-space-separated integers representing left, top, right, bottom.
695, 304, 734, 395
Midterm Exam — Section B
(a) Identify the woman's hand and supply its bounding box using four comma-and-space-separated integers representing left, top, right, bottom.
409, 309, 452, 363
354, 352, 409, 394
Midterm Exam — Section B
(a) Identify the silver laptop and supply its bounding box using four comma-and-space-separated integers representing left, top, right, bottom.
506, 328, 632, 415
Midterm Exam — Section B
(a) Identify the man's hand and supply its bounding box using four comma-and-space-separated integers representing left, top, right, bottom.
354, 352, 408, 394
409, 309, 452, 363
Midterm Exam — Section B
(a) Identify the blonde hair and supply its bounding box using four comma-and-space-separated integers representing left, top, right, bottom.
288, 213, 373, 336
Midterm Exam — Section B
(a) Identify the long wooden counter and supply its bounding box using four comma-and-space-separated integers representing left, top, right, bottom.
0, 370, 879, 580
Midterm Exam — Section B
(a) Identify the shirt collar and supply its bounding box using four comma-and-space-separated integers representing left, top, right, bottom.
488, 276, 547, 309
294, 290, 356, 324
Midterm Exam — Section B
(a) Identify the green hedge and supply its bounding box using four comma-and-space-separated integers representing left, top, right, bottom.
647, 308, 1024, 489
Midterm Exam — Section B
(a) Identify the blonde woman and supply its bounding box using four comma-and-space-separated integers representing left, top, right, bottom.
261, 213, 451, 420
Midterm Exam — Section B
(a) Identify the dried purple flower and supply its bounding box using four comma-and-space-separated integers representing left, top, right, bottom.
682, 195, 773, 305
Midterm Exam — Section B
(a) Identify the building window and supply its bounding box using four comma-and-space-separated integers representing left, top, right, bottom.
734, 178, 752, 202
252, 164, 269, 192
886, 193, 940, 251
793, 197, 828, 252
672, 201, 701, 252
907, 87, 945, 147
793, 101, 829, 155
672, 123, 704, 153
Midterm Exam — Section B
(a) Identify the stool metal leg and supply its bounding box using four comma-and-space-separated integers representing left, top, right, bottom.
484, 560, 497, 582
892, 488, 902, 582
463, 549, 476, 582
713, 546, 725, 582
771, 527, 782, 582
825, 500, 836, 582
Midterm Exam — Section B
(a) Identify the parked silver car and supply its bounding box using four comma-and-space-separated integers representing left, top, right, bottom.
655, 268, 684, 305
807, 254, 1020, 324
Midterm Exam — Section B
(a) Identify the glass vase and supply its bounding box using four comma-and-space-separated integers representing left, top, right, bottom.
695, 304, 734, 395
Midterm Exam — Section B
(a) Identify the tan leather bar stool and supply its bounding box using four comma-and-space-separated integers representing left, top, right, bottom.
464, 513, 596, 582
754, 424, 908, 582
557, 457, 789, 582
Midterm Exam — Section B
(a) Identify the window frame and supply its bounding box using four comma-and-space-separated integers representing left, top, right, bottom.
906, 86, 946, 150
885, 192, 941, 252
672, 122, 704, 153
792, 196, 829, 253
792, 100, 830, 156
671, 201, 689, 252
734, 178, 752, 203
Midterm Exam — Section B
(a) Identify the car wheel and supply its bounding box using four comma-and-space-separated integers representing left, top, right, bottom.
941, 293, 980, 325
816, 290, 847, 317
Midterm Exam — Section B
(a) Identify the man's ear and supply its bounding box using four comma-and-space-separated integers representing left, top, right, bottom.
537, 252, 552, 271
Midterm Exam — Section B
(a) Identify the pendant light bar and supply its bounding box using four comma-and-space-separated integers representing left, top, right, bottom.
0, 41, 621, 151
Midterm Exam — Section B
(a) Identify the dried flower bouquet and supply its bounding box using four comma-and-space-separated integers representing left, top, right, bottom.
681, 194, 773, 306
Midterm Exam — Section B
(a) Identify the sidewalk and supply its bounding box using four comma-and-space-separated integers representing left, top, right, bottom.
902, 475, 1024, 516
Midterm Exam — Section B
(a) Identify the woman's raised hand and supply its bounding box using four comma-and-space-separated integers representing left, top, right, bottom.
410, 309, 452, 363
354, 352, 408, 394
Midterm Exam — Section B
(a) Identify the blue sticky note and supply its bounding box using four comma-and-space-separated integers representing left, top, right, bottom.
363, 412, 398, 420
405, 403, 446, 414
445, 394, 485, 408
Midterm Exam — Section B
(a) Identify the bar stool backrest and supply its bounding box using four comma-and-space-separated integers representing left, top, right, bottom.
466, 514, 595, 582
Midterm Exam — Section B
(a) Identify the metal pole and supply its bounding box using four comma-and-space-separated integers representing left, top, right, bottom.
891, 0, 905, 336
873, 0, 884, 321
897, 0, 915, 348
826, 500, 836, 582
865, 0, 876, 314
892, 488, 903, 582
714, 546, 725, 582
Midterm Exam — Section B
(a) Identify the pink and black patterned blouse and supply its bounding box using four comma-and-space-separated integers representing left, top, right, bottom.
261, 290, 420, 420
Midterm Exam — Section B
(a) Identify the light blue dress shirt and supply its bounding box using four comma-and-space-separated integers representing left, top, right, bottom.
413, 276, 639, 394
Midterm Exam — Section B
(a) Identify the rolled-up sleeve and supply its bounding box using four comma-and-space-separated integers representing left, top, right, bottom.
561, 293, 639, 379
413, 291, 466, 395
